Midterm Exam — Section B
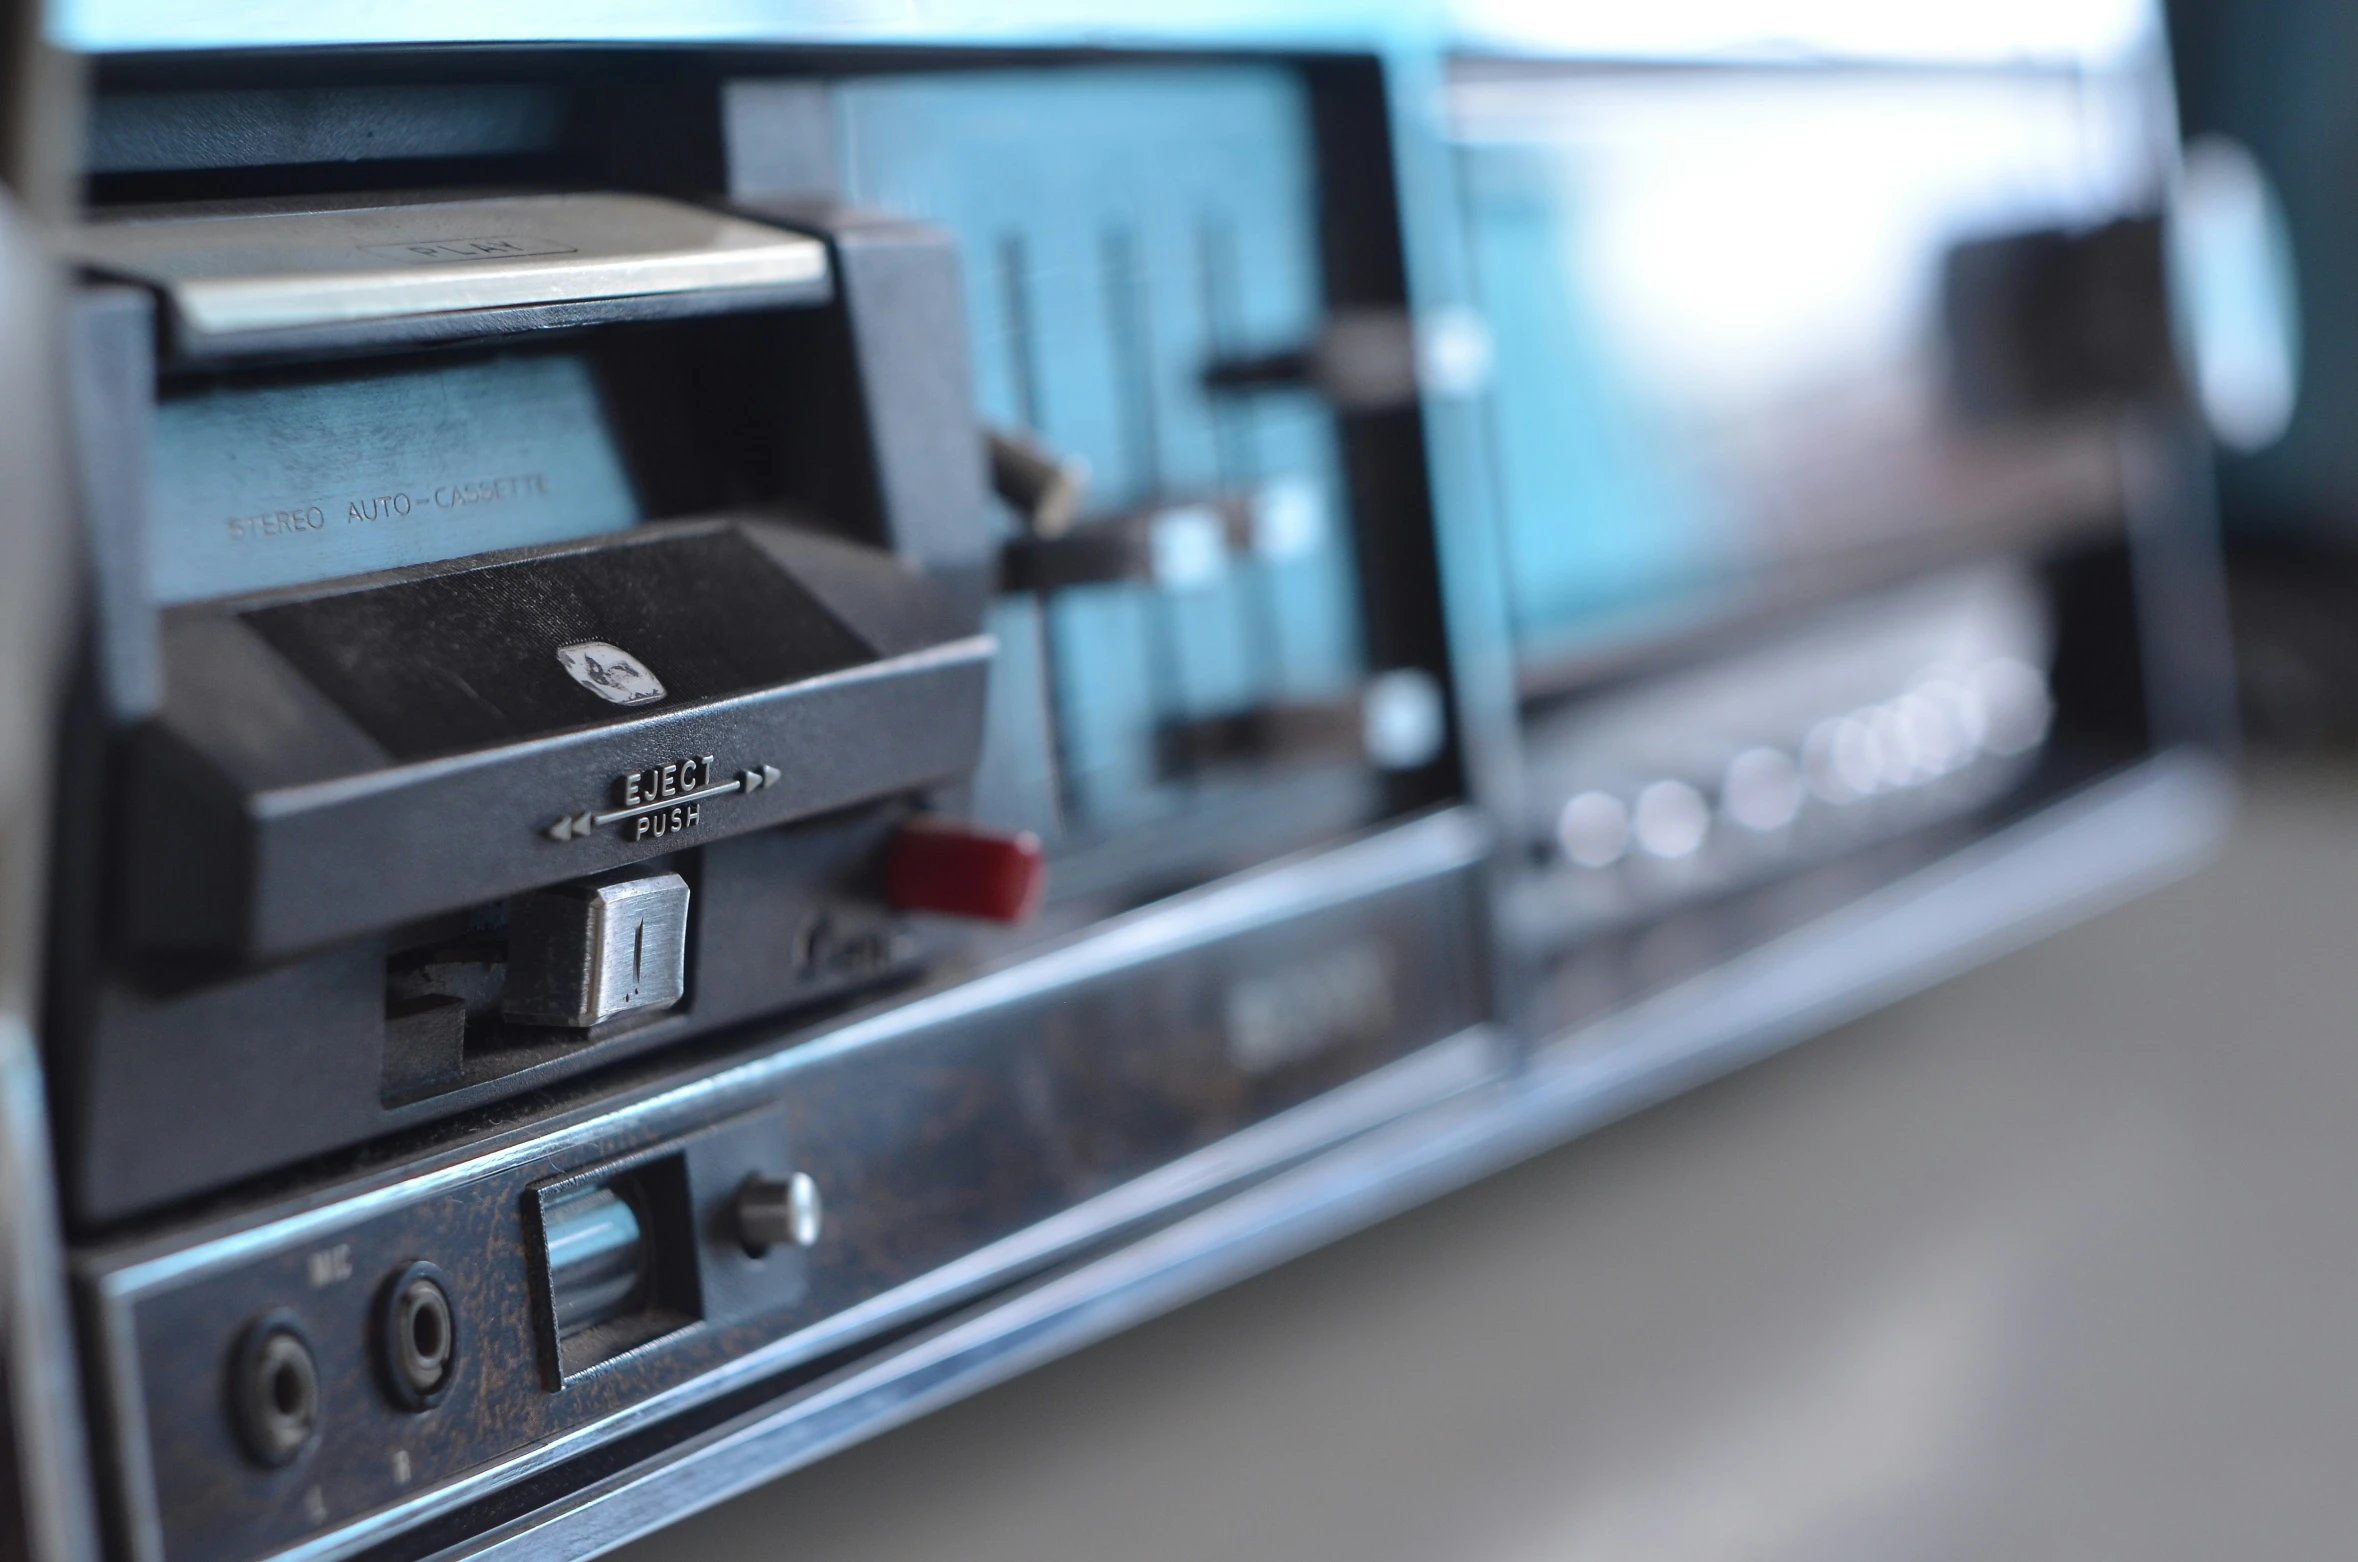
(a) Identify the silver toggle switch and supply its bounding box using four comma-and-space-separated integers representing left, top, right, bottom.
503, 872, 691, 1028
734, 1172, 823, 1253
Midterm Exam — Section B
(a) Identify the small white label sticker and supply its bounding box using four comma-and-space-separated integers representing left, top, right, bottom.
557, 642, 666, 707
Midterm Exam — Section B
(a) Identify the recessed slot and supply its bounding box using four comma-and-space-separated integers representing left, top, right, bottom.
381, 903, 508, 1105
544, 1187, 644, 1336
529, 1154, 700, 1384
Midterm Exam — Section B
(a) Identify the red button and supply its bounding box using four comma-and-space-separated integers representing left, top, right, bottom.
885, 818, 1047, 924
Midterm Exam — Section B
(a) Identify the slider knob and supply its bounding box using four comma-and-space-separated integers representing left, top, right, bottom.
735, 1172, 823, 1254
985, 427, 1090, 538
885, 818, 1047, 924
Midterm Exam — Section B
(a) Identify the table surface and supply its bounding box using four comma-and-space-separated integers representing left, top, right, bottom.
616, 759, 2358, 1562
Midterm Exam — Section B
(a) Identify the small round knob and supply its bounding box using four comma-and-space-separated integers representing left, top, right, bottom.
735, 1172, 823, 1254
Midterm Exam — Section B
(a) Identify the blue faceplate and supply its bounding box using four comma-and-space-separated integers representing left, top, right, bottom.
835, 66, 1364, 830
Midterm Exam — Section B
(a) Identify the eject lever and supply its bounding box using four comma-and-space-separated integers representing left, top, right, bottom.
122, 520, 994, 961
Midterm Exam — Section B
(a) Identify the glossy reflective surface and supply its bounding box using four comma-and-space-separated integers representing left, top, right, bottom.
1452, 61, 2157, 672
621, 759, 2358, 1560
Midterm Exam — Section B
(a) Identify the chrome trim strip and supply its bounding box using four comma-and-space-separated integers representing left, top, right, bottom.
85, 806, 1492, 1301
135, 1028, 1506, 1562
0, 1020, 103, 1562
1532, 750, 2232, 1092
99, 1224, 163, 1562
66, 194, 831, 335
0, 184, 102, 1562
401, 751, 2228, 1562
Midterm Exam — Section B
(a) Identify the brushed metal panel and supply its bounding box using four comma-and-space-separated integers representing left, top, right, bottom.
67, 193, 830, 335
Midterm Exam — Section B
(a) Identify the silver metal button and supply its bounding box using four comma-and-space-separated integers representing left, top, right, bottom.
503, 872, 691, 1028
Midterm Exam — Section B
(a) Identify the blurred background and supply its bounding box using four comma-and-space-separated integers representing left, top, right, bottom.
2169, 0, 2358, 744
600, 0, 2358, 1556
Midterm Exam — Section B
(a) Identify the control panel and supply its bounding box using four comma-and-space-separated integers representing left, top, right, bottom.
45, 47, 1494, 1562
15, 28, 2230, 1562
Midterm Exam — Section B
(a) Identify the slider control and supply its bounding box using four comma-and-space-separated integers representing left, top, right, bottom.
885, 818, 1047, 924
1203, 307, 1420, 412
66, 191, 831, 353
986, 427, 1090, 538
999, 477, 1328, 597
1157, 669, 1447, 777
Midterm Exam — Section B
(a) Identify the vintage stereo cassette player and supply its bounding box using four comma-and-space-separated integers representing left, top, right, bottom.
24, 40, 1488, 1562
0, 6, 2234, 1562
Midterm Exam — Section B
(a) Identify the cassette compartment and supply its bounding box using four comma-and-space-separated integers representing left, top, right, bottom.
51, 137, 1005, 1221
51, 52, 1472, 1226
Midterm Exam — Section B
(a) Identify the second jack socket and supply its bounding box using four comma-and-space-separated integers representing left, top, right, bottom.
376, 1261, 457, 1411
